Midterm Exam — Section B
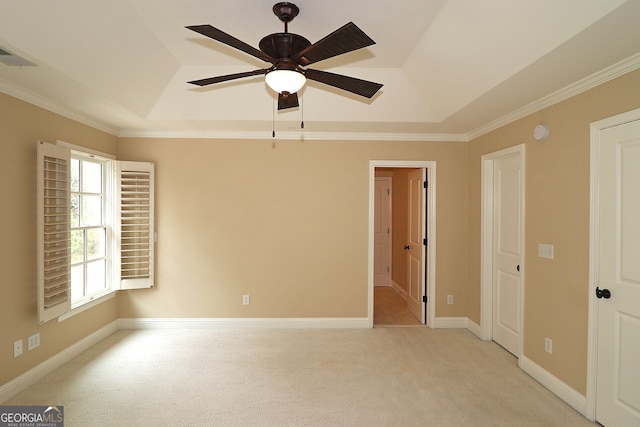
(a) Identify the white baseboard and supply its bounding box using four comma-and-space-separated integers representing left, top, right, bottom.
432, 317, 482, 339
519, 355, 587, 417
466, 319, 482, 338
433, 317, 468, 328
0, 320, 118, 404
118, 317, 370, 329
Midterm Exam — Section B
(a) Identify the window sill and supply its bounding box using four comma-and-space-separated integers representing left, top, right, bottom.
58, 290, 117, 322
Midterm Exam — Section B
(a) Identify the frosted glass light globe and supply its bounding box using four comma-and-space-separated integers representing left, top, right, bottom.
265, 69, 306, 94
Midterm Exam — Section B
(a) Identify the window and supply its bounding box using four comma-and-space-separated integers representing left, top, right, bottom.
70, 155, 109, 304
37, 141, 154, 324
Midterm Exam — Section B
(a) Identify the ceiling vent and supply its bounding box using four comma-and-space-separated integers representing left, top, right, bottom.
0, 47, 36, 66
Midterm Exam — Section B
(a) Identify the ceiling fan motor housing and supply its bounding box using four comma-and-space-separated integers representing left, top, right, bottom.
259, 33, 310, 66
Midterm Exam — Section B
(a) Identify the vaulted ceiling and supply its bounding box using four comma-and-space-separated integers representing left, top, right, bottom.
1, 0, 639, 140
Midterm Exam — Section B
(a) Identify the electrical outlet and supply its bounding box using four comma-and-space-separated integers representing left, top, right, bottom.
14, 339, 23, 357
545, 337, 553, 354
242, 295, 250, 305
447, 295, 454, 304
28, 333, 40, 351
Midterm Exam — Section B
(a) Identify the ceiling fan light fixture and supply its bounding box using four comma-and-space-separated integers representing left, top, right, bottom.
186, 3, 383, 110
265, 69, 306, 95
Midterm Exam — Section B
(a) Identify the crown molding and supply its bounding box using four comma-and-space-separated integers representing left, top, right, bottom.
0, 79, 120, 136
467, 52, 640, 141
117, 129, 469, 142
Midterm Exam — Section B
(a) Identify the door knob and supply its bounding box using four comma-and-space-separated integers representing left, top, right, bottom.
595, 287, 611, 299
403, 245, 410, 250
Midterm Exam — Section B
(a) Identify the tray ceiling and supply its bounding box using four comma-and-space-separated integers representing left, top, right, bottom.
0, 0, 639, 139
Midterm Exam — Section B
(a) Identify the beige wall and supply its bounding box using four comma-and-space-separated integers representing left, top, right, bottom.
2, 67, 639, 402
116, 139, 469, 319
467, 69, 640, 395
0, 93, 119, 386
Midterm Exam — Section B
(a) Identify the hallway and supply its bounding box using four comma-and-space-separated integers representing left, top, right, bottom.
373, 286, 421, 326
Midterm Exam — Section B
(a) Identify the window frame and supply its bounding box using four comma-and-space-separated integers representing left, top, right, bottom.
69, 149, 113, 308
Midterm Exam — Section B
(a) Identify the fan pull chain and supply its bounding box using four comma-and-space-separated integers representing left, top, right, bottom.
301, 94, 304, 129
272, 94, 276, 138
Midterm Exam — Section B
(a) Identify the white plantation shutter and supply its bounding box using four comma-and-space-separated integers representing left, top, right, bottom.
115, 161, 155, 289
37, 141, 72, 323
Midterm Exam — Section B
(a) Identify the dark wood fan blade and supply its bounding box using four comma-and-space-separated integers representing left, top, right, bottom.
293, 22, 375, 66
278, 92, 299, 110
188, 69, 269, 86
305, 69, 382, 98
186, 25, 275, 63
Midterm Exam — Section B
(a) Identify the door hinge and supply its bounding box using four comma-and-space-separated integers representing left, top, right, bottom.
387, 188, 390, 195
423, 181, 427, 189
422, 295, 427, 303
387, 227, 390, 234
387, 266, 390, 273
423, 238, 428, 246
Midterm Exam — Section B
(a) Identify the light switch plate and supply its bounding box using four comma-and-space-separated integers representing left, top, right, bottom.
538, 243, 554, 259
28, 333, 40, 351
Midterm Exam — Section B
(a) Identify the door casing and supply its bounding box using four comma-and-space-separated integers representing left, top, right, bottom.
368, 160, 436, 328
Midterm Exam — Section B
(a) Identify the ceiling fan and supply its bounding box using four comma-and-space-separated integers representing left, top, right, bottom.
186, 2, 383, 110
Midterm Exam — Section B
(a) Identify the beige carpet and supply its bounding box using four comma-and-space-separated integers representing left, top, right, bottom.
4, 328, 595, 426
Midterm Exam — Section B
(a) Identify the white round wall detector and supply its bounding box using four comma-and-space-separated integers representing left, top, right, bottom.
534, 124, 549, 141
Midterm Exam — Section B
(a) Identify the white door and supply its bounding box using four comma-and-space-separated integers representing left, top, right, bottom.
492, 153, 523, 356
374, 178, 392, 287
406, 169, 425, 323
596, 119, 640, 426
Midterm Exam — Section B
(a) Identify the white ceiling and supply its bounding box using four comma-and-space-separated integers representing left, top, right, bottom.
0, 0, 639, 139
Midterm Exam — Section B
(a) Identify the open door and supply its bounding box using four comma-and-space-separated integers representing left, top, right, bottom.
406, 168, 426, 323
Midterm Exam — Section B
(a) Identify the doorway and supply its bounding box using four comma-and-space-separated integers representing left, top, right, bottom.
368, 161, 436, 328
480, 145, 525, 357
